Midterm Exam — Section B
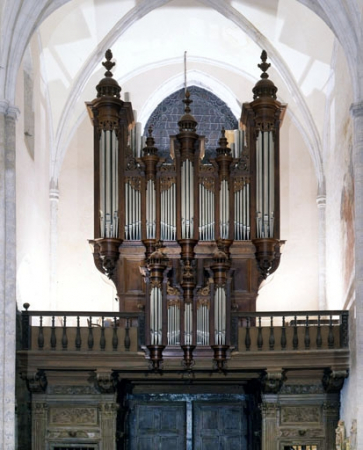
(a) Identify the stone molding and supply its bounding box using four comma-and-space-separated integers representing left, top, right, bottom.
350, 101, 363, 118
0, 99, 20, 119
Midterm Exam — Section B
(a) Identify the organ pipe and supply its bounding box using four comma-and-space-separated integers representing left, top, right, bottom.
150, 286, 162, 345
214, 287, 226, 345
256, 132, 274, 238
181, 160, 194, 239
99, 130, 119, 238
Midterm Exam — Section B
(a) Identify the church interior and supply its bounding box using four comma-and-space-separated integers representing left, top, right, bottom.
0, 0, 363, 449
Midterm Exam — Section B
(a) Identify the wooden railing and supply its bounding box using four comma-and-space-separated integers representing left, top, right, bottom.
231, 310, 349, 351
21, 304, 145, 353
21, 305, 348, 354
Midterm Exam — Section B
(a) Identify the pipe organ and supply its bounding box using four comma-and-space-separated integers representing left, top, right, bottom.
87, 49, 286, 370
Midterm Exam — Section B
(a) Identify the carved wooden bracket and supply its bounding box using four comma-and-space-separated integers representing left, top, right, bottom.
260, 369, 286, 394
322, 368, 349, 393
94, 370, 118, 394
21, 369, 47, 393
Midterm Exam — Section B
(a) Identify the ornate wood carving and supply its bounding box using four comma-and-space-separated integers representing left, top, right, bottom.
49, 407, 98, 426
22, 369, 47, 393
322, 368, 349, 393
260, 369, 286, 394
281, 406, 320, 424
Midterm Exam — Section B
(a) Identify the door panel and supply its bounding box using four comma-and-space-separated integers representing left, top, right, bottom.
194, 402, 247, 450
129, 402, 186, 450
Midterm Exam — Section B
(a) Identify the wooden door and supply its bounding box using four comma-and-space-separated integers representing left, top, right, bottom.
193, 402, 247, 449
126, 394, 249, 450
128, 402, 186, 449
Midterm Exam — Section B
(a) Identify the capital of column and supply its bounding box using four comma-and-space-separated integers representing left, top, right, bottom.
49, 179, 59, 202
0, 99, 20, 119
350, 101, 363, 118
316, 194, 326, 209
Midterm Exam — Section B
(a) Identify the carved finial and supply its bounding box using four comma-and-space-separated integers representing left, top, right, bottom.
143, 126, 158, 156
252, 50, 277, 100
23, 303, 30, 311
216, 127, 231, 156
178, 89, 197, 132
183, 89, 192, 114
258, 50, 270, 80
102, 49, 116, 78
96, 49, 121, 98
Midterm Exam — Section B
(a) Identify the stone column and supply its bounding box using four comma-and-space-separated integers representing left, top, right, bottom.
49, 178, 59, 310
0, 100, 19, 450
350, 101, 363, 449
100, 400, 118, 450
261, 395, 279, 450
317, 194, 327, 310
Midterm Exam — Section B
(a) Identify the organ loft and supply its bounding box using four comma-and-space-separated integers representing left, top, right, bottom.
18, 49, 349, 450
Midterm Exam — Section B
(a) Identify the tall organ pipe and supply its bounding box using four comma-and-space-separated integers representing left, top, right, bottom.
214, 287, 226, 345
99, 130, 119, 238
256, 131, 274, 238
181, 160, 194, 239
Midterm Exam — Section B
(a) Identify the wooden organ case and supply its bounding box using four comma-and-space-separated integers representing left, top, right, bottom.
87, 49, 286, 370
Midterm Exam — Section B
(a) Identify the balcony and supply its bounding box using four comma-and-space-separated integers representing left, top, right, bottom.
18, 305, 349, 379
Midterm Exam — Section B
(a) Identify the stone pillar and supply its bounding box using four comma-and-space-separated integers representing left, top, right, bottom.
261, 395, 279, 450
32, 402, 47, 450
317, 194, 327, 310
100, 400, 118, 450
0, 100, 19, 450
350, 101, 363, 449
49, 178, 59, 310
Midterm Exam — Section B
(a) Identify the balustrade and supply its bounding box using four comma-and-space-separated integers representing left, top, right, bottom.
21, 305, 348, 356
21, 304, 143, 353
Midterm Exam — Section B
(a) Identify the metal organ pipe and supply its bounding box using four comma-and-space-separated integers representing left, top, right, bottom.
167, 303, 180, 345
99, 130, 119, 238
234, 178, 250, 241
150, 286, 162, 345
161, 183, 176, 241
199, 183, 215, 241
125, 180, 141, 240
146, 180, 156, 239
197, 303, 209, 345
256, 132, 274, 238
220, 180, 229, 239
181, 160, 194, 239
214, 287, 226, 345
184, 303, 192, 345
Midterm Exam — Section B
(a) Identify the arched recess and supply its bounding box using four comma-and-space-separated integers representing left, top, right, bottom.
144, 85, 238, 157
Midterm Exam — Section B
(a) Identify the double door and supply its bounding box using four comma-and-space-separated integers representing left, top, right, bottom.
127, 394, 249, 450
